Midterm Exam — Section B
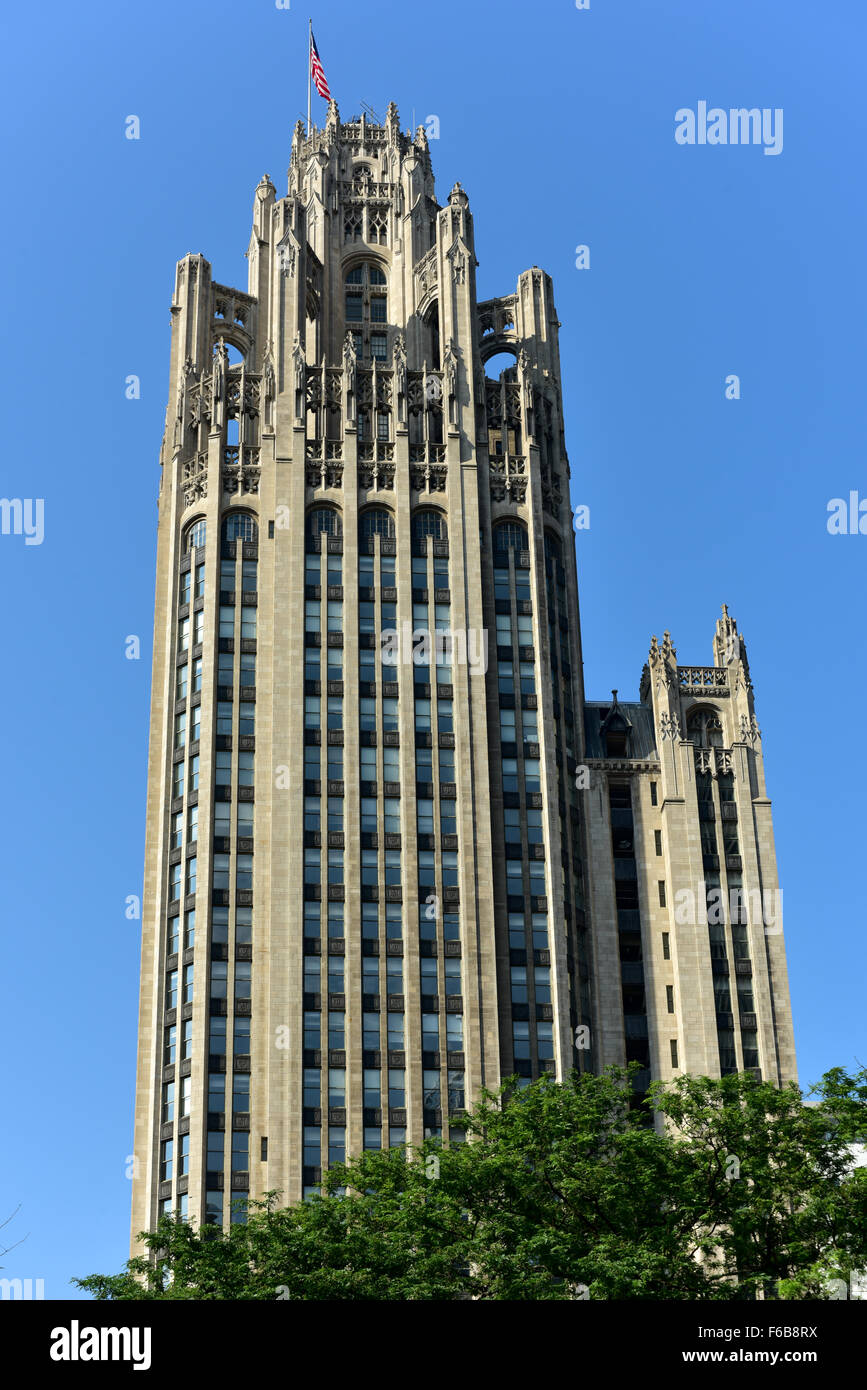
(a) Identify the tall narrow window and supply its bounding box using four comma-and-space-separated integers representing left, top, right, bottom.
343, 263, 388, 360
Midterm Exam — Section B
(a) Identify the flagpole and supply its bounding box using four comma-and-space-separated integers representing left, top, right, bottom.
307, 18, 312, 136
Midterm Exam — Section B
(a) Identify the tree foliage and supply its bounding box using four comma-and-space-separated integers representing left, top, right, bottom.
75, 1066, 867, 1301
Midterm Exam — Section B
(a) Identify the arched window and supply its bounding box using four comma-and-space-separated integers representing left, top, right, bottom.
307, 507, 342, 540
412, 511, 447, 541
423, 302, 441, 371
370, 212, 388, 246
222, 513, 258, 543
185, 519, 207, 552
345, 263, 388, 363
344, 211, 362, 243
483, 351, 518, 380
359, 508, 395, 539
687, 708, 724, 748
493, 522, 529, 553
544, 532, 562, 561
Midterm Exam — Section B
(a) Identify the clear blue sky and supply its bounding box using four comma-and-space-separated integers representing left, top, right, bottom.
1, 0, 863, 1298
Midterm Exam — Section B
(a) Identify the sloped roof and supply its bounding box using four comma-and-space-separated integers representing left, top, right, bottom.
584, 701, 657, 759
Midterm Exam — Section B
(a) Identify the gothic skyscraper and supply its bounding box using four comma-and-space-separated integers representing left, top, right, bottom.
131, 104, 795, 1240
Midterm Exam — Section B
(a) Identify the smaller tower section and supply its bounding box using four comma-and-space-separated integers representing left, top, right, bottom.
583, 607, 796, 1096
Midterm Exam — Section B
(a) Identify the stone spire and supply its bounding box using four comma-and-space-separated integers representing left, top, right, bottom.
713, 603, 741, 667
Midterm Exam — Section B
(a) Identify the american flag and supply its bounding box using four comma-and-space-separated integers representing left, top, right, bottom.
310, 30, 331, 101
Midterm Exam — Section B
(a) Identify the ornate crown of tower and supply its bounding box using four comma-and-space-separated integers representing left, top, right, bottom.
160, 101, 574, 542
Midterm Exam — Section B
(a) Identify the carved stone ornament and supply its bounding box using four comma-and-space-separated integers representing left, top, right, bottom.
649, 634, 675, 688
277, 239, 296, 277
292, 335, 305, 392
696, 748, 715, 775
223, 447, 260, 496
343, 332, 357, 391
410, 464, 447, 494
393, 333, 407, 395
262, 342, 276, 401
212, 338, 229, 402
183, 456, 207, 507
659, 711, 681, 742
416, 247, 438, 300
443, 340, 458, 397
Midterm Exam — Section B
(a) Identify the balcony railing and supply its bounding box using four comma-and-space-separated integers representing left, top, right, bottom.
678, 666, 728, 690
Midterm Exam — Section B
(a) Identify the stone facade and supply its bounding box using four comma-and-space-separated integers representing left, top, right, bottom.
583, 607, 796, 1094
131, 106, 794, 1244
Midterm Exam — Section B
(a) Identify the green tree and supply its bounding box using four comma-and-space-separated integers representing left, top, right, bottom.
650, 1068, 867, 1299
75, 1066, 867, 1301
